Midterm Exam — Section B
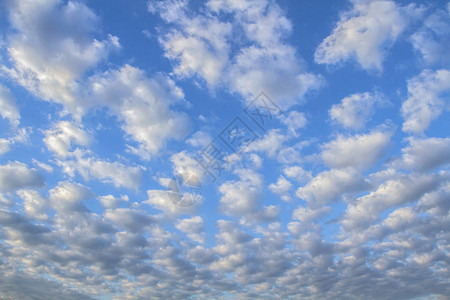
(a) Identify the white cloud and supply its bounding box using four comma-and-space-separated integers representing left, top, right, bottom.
401, 137, 450, 171
145, 189, 199, 215
283, 165, 312, 183
185, 131, 211, 148
341, 172, 448, 230
0, 84, 20, 126
329, 92, 387, 129
17, 189, 48, 221
244, 129, 288, 158
292, 206, 332, 224
88, 65, 191, 157
269, 175, 293, 202
152, 0, 322, 107
321, 130, 392, 169
104, 207, 156, 233
0, 161, 45, 193
170, 150, 205, 182
57, 150, 144, 190
219, 169, 263, 216
315, 0, 421, 71
411, 7, 450, 65
4, 0, 120, 116
296, 167, 368, 207
44, 121, 91, 157
48, 181, 93, 213
401, 69, 450, 134
0, 139, 12, 156
98, 194, 128, 209
175, 216, 205, 243
280, 111, 307, 135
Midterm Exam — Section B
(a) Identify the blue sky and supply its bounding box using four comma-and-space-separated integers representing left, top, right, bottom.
0, 0, 449, 299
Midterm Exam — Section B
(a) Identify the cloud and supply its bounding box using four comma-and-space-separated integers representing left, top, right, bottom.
411, 7, 450, 65
315, 0, 422, 71
329, 92, 387, 129
175, 216, 205, 243
296, 167, 369, 207
17, 189, 49, 221
401, 137, 450, 171
0, 268, 95, 300
44, 121, 91, 157
0, 84, 20, 127
104, 208, 156, 233
321, 130, 392, 169
87, 65, 191, 158
244, 129, 288, 158
0, 139, 12, 156
49, 181, 93, 213
57, 149, 144, 190
152, 0, 322, 107
283, 165, 312, 183
280, 111, 307, 135
218, 169, 263, 216
0, 161, 45, 193
4, 0, 120, 116
269, 175, 293, 202
341, 172, 448, 230
401, 69, 450, 134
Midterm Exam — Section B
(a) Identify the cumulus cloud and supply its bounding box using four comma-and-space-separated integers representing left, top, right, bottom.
151, 0, 322, 107
17, 189, 49, 221
175, 216, 205, 243
44, 121, 91, 157
219, 169, 264, 216
321, 130, 392, 169
330, 92, 387, 130
0, 161, 45, 193
280, 111, 307, 135
400, 137, 450, 171
411, 7, 450, 65
87, 65, 191, 158
315, 0, 422, 71
269, 175, 293, 202
296, 167, 369, 207
3, 0, 120, 116
341, 172, 448, 230
0, 84, 20, 127
57, 149, 144, 190
401, 69, 450, 134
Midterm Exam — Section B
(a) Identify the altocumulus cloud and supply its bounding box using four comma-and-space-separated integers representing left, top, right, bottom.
0, 0, 449, 299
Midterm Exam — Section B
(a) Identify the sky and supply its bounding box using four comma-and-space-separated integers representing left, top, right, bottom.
0, 0, 449, 299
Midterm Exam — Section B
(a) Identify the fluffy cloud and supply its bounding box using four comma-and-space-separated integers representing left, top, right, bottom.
152, 0, 322, 107
411, 7, 450, 65
44, 121, 91, 157
269, 175, 293, 202
401, 69, 450, 134
0, 84, 20, 127
17, 189, 49, 221
218, 169, 263, 216
175, 216, 205, 243
88, 65, 191, 158
296, 167, 368, 207
57, 149, 144, 190
280, 111, 307, 135
329, 92, 387, 129
341, 172, 448, 230
321, 130, 392, 169
315, 0, 421, 71
401, 137, 450, 171
0, 161, 45, 193
4, 0, 120, 116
